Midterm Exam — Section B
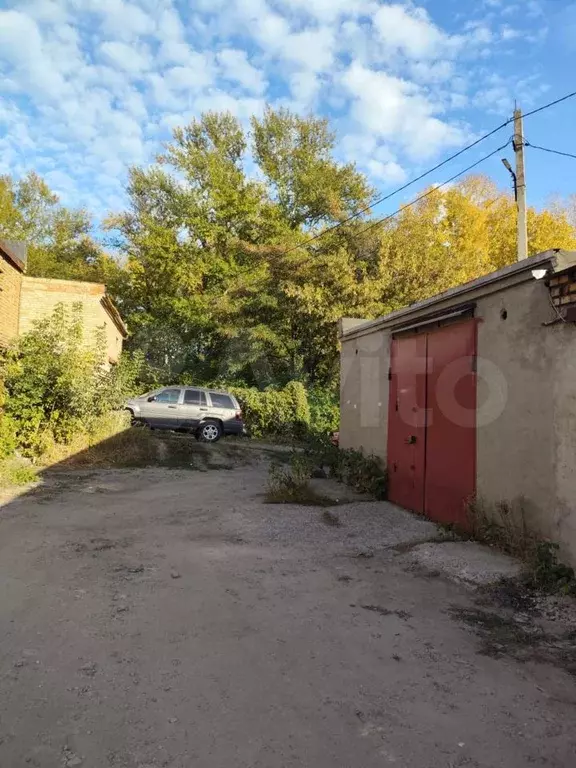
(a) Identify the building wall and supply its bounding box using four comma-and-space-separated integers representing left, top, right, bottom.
475, 281, 576, 564
19, 277, 124, 364
340, 324, 390, 460
0, 254, 23, 347
340, 274, 576, 565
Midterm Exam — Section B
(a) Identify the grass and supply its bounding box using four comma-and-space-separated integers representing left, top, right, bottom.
265, 458, 335, 507
0, 458, 38, 489
301, 436, 388, 499
466, 496, 576, 596
55, 427, 252, 471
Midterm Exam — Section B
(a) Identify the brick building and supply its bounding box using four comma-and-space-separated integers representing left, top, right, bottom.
0, 240, 127, 363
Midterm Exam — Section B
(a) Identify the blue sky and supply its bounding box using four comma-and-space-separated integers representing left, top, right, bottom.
1, 0, 575, 224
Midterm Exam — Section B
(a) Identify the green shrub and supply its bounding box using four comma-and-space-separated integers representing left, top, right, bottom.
0, 303, 136, 458
0, 414, 17, 459
227, 382, 310, 439
303, 436, 388, 499
0, 459, 38, 488
266, 455, 333, 506
307, 386, 339, 435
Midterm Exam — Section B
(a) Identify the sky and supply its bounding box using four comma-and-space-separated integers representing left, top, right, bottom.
1, 0, 575, 224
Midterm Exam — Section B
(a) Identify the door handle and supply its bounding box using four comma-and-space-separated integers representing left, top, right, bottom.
168, 405, 178, 409
406, 435, 417, 444
199, 407, 207, 411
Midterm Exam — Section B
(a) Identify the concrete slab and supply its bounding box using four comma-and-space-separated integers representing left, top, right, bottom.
406, 540, 523, 585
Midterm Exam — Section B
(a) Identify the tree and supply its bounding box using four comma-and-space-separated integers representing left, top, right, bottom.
108, 108, 376, 386
376, 175, 576, 311
0, 171, 114, 281
107, 105, 576, 388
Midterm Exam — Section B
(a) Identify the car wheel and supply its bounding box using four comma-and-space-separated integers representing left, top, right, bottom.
198, 420, 222, 443
127, 410, 141, 427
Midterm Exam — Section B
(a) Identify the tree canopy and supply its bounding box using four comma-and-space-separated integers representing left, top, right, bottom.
0, 172, 113, 281
4, 108, 576, 388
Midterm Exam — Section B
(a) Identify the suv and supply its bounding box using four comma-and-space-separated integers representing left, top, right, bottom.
125, 387, 245, 442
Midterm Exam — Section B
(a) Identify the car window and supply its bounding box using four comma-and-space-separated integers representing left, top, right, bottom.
209, 392, 234, 409
184, 389, 207, 406
155, 388, 181, 404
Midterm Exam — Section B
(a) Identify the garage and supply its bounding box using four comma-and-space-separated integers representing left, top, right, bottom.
339, 249, 576, 564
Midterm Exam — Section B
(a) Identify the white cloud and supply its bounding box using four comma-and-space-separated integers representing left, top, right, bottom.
0, 0, 535, 218
217, 49, 267, 94
0, 10, 69, 100
372, 4, 463, 60
277, 0, 368, 22
288, 71, 321, 110
100, 41, 151, 75
501, 24, 521, 40
342, 63, 467, 159
367, 158, 407, 184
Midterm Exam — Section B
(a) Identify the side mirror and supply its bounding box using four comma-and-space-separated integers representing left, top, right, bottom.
147, 395, 156, 402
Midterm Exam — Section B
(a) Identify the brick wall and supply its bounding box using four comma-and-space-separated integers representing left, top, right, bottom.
0, 253, 23, 347
19, 277, 124, 364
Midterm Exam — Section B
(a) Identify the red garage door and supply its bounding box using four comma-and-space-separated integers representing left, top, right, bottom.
388, 319, 476, 527
387, 334, 427, 514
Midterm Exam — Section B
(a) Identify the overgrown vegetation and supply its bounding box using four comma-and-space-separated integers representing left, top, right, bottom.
0, 305, 145, 484
302, 436, 388, 499
0, 304, 138, 461
0, 458, 38, 488
4, 109, 574, 391
265, 438, 388, 507
467, 497, 576, 596
266, 453, 334, 506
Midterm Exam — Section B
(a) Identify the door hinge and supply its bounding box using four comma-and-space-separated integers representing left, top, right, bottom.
388, 367, 392, 381
471, 355, 477, 373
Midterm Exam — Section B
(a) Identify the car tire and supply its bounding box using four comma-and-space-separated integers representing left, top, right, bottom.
127, 409, 141, 427
197, 420, 223, 443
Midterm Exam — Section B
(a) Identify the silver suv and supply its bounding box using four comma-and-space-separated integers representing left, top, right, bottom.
125, 387, 245, 442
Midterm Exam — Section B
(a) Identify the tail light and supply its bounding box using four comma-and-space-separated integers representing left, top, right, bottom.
235, 410, 243, 420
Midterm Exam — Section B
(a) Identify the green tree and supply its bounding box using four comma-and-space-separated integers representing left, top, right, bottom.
107, 106, 576, 388
108, 108, 375, 386
0, 171, 115, 281
1, 303, 109, 454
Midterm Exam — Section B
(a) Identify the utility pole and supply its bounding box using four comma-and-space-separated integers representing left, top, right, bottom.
513, 107, 528, 261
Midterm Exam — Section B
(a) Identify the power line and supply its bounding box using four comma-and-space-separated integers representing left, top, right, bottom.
280, 88, 576, 256
352, 141, 510, 240
522, 90, 576, 119
279, 121, 510, 257
525, 141, 576, 161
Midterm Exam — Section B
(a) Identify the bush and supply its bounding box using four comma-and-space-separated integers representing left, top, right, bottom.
228, 382, 310, 439
303, 436, 388, 499
0, 414, 16, 460
307, 386, 339, 436
265, 453, 333, 506
0, 303, 137, 458
0, 458, 38, 488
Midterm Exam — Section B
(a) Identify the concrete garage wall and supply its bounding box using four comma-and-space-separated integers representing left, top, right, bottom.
340, 321, 390, 461
474, 280, 576, 563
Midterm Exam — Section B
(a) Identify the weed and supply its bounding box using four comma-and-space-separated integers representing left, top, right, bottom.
321, 510, 342, 527
302, 436, 388, 499
467, 496, 576, 597
0, 459, 38, 488
265, 459, 334, 506
529, 542, 576, 595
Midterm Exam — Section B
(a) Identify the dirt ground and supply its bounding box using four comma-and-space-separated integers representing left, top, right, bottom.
1, 444, 575, 768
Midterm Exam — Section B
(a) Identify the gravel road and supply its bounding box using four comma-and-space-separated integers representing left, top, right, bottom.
1, 450, 575, 767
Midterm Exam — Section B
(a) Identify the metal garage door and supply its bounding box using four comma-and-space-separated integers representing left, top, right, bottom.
387, 319, 477, 527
